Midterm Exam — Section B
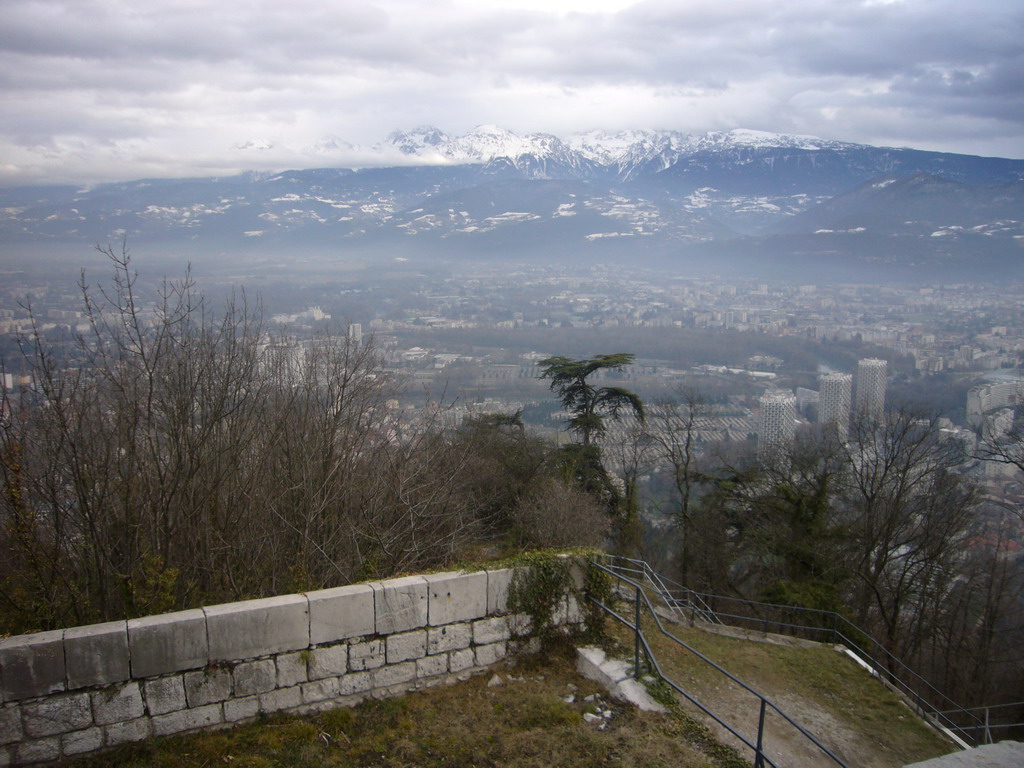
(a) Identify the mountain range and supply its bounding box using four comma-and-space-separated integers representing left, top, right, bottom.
2, 126, 1022, 281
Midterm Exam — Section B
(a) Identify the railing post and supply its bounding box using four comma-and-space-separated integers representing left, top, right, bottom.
754, 698, 767, 768
984, 707, 992, 745
634, 586, 642, 679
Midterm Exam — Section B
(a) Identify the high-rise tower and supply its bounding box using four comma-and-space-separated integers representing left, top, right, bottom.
758, 392, 796, 464
855, 358, 887, 421
819, 372, 852, 440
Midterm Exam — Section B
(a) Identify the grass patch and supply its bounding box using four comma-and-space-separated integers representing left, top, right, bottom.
608, 612, 955, 767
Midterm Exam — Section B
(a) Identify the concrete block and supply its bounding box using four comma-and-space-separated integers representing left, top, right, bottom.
143, 675, 186, 715
22, 692, 91, 738
564, 594, 584, 625
92, 681, 144, 725
472, 617, 510, 645
386, 630, 426, 663
0, 746, 8, 768
427, 623, 472, 655
62, 726, 103, 756
512, 637, 542, 656
372, 662, 416, 688
424, 571, 487, 625
558, 554, 586, 591
259, 685, 302, 714
486, 568, 516, 614
183, 667, 232, 706
339, 671, 372, 695
223, 695, 259, 723
475, 642, 507, 667
232, 659, 276, 697
104, 716, 152, 746
0, 706, 22, 745
372, 576, 427, 634
416, 655, 448, 678
152, 703, 222, 737
14, 737, 59, 764
64, 620, 130, 690
449, 649, 475, 673
205, 594, 309, 661
301, 677, 339, 704
508, 613, 533, 637
128, 609, 207, 678
307, 584, 375, 644
0, 630, 65, 701
277, 652, 308, 688
308, 645, 347, 680
348, 639, 384, 671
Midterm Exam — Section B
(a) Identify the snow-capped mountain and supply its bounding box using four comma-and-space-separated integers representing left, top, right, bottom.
384, 126, 451, 156
3, 126, 1023, 281
378, 126, 862, 174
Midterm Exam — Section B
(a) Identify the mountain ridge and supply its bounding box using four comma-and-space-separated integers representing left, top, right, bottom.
2, 127, 1022, 281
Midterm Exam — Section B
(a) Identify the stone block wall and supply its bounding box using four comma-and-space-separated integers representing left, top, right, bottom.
0, 566, 582, 766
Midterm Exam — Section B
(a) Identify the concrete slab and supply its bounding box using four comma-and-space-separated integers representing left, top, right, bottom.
128, 609, 208, 678
904, 741, 1024, 767
64, 621, 130, 689
0, 630, 66, 701
424, 571, 487, 625
205, 594, 309, 661
575, 645, 665, 713
307, 584, 375, 644
372, 576, 428, 635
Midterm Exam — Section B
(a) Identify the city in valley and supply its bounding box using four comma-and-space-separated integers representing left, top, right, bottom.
3, 260, 1022, 551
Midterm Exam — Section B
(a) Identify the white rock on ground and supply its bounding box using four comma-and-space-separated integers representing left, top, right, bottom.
575, 646, 666, 713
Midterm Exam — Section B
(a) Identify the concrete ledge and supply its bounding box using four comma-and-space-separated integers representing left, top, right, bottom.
372, 576, 428, 635
905, 740, 1024, 767
128, 609, 208, 678
65, 621, 130, 690
205, 594, 309, 661
0, 630, 66, 702
307, 584, 374, 644
424, 572, 487, 625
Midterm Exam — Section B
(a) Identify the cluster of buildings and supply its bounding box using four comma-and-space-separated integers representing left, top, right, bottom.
757, 358, 887, 463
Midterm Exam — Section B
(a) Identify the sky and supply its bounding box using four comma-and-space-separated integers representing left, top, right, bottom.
1, 0, 1022, 185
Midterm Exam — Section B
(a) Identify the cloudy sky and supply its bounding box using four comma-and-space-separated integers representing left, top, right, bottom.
2, 0, 1022, 185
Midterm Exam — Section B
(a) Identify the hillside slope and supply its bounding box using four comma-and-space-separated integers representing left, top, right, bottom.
614, 617, 956, 767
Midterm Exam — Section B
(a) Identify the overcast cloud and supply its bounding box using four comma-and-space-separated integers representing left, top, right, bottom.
1, 0, 1022, 185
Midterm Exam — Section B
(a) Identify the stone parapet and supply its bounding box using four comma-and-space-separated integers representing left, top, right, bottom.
0, 563, 584, 766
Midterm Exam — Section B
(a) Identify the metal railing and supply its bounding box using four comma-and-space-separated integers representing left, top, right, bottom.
590, 560, 849, 767
595, 555, 1018, 748
935, 702, 1024, 746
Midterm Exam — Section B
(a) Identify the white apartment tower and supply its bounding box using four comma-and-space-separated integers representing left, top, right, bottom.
819, 372, 852, 440
855, 358, 887, 421
758, 392, 797, 464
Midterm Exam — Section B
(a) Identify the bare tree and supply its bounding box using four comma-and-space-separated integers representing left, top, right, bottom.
647, 387, 709, 586
0, 247, 496, 632
837, 408, 979, 661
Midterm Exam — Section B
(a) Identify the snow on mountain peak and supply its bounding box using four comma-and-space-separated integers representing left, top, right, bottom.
385, 125, 451, 155
303, 125, 867, 173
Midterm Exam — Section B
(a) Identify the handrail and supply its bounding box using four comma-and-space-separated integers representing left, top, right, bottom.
591, 560, 850, 767
595, 555, 989, 747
